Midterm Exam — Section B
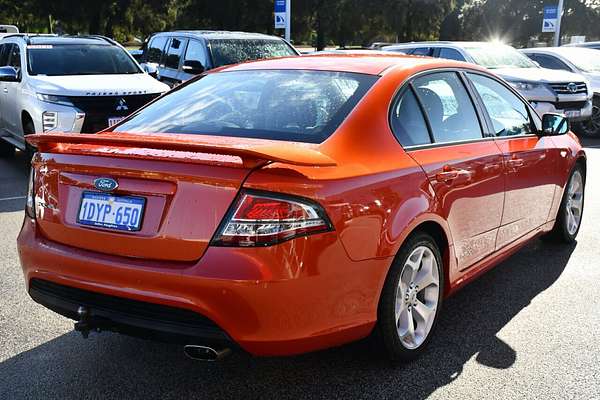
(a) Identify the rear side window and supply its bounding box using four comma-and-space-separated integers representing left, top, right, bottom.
467, 73, 533, 137
412, 72, 482, 143
114, 70, 378, 143
390, 89, 431, 147
410, 47, 432, 56
146, 36, 168, 64
165, 38, 187, 70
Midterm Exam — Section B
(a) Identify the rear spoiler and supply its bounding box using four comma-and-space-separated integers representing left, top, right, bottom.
26, 132, 336, 168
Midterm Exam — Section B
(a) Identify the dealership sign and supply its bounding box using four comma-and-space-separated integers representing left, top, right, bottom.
275, 0, 286, 29
542, 5, 558, 32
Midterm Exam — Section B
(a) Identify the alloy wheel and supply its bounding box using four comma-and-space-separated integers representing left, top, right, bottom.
394, 246, 440, 349
566, 170, 584, 235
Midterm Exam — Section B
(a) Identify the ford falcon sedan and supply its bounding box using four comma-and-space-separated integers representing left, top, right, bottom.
18, 54, 585, 361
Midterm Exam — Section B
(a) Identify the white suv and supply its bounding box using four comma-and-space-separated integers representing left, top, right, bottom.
0, 34, 169, 156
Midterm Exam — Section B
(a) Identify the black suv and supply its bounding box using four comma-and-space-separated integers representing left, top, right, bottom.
138, 30, 299, 87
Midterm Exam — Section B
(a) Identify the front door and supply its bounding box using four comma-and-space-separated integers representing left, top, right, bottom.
465, 72, 557, 249
392, 71, 505, 270
2, 43, 23, 139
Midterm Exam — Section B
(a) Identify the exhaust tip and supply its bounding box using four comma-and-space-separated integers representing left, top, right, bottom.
184, 345, 231, 361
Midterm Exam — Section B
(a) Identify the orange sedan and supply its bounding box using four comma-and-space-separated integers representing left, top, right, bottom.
18, 54, 586, 361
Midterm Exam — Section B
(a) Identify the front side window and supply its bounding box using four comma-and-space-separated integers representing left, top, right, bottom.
146, 36, 168, 64
438, 48, 465, 62
165, 38, 187, 70
27, 44, 140, 76
0, 44, 8, 66
184, 40, 209, 68
467, 73, 533, 137
208, 39, 296, 68
114, 70, 377, 143
530, 54, 570, 71
7, 44, 21, 70
412, 72, 482, 143
390, 89, 431, 147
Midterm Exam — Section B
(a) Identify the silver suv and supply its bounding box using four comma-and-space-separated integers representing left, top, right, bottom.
383, 41, 593, 123
0, 34, 169, 156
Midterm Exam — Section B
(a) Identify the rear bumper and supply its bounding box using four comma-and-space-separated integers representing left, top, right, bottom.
17, 219, 390, 356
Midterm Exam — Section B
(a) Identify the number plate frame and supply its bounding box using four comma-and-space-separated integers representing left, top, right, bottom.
76, 191, 146, 232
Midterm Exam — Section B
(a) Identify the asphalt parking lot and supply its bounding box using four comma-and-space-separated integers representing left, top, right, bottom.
1, 139, 599, 400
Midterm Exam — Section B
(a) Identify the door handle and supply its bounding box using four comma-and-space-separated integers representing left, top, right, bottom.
2, 88, 7, 93
436, 170, 459, 182
507, 158, 524, 171
435, 167, 472, 184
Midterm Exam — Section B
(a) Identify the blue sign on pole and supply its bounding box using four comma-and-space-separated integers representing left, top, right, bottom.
275, 0, 286, 29
542, 5, 558, 33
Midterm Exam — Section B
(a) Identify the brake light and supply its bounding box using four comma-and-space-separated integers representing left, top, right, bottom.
212, 191, 332, 247
25, 167, 35, 219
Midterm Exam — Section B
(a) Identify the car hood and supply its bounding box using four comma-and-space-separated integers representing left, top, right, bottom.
28, 73, 170, 96
494, 67, 587, 83
582, 72, 600, 94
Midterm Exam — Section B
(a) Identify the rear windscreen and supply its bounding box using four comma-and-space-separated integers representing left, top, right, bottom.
114, 70, 378, 143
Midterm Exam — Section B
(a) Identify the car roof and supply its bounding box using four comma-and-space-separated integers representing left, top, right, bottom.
153, 30, 284, 41
3, 35, 113, 46
383, 41, 505, 50
220, 53, 481, 76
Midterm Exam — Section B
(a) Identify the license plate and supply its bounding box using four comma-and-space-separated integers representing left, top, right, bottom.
108, 116, 126, 126
564, 110, 581, 118
77, 192, 145, 232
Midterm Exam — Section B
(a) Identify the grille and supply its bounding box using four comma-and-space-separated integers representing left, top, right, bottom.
29, 279, 229, 343
548, 82, 587, 95
552, 101, 588, 111
68, 94, 160, 133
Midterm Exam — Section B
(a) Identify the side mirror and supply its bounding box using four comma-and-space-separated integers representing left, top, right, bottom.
182, 60, 205, 75
542, 113, 570, 136
0, 66, 19, 82
142, 63, 159, 79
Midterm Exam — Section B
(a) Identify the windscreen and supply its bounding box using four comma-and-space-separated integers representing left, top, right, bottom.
208, 39, 297, 67
28, 44, 141, 76
114, 70, 377, 143
557, 48, 600, 73
465, 44, 538, 69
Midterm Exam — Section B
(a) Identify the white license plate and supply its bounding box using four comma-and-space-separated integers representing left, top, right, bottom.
77, 192, 145, 232
564, 110, 581, 118
108, 116, 126, 126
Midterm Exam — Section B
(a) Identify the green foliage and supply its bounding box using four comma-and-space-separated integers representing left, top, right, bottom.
0, 0, 598, 47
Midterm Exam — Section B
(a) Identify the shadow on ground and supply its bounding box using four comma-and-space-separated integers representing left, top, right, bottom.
0, 240, 575, 399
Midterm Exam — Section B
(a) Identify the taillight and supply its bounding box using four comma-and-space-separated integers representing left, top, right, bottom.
212, 190, 332, 247
25, 167, 35, 219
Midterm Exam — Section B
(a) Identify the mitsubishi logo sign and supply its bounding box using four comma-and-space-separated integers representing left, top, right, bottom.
115, 98, 128, 112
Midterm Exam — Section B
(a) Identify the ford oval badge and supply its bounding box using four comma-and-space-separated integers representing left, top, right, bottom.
94, 178, 118, 192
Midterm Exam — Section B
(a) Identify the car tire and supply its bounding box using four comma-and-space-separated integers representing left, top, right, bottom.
23, 118, 36, 159
377, 232, 444, 362
574, 97, 600, 137
0, 139, 15, 157
545, 165, 585, 243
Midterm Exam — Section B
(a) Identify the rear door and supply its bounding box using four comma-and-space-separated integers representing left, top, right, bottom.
391, 71, 505, 270
465, 72, 558, 249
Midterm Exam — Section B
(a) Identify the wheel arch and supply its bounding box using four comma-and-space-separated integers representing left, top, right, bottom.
21, 110, 34, 133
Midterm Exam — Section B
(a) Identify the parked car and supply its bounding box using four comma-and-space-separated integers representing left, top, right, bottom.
138, 30, 299, 87
0, 34, 169, 157
382, 41, 594, 125
563, 41, 600, 51
19, 54, 585, 361
521, 47, 600, 136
